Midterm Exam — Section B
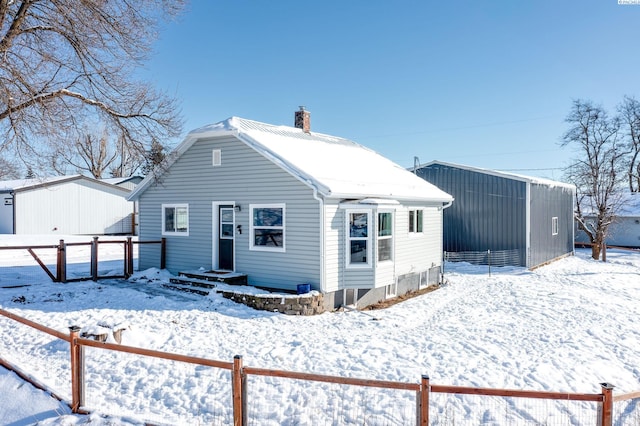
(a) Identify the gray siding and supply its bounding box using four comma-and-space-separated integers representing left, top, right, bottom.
529, 184, 575, 267
323, 200, 444, 295
138, 136, 321, 291
417, 164, 528, 266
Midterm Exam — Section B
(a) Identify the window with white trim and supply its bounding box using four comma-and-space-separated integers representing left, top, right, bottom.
378, 212, 393, 262
162, 204, 189, 236
551, 216, 559, 236
250, 204, 285, 252
409, 209, 424, 233
347, 210, 371, 267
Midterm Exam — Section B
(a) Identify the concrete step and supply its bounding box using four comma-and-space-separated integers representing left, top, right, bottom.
169, 276, 218, 289
178, 270, 248, 285
161, 282, 210, 296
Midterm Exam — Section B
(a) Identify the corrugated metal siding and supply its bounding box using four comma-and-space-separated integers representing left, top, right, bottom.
528, 184, 575, 267
14, 180, 133, 234
417, 164, 528, 267
138, 136, 321, 291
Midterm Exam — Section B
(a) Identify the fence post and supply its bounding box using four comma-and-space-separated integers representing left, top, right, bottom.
418, 375, 429, 426
160, 237, 166, 270
602, 243, 607, 262
126, 237, 134, 277
91, 236, 99, 281
598, 382, 614, 426
232, 355, 245, 426
69, 326, 85, 412
57, 240, 67, 283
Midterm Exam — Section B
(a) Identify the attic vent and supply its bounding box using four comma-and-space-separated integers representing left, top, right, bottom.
212, 149, 221, 167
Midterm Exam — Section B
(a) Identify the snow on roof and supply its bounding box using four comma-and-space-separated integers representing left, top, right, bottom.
131, 117, 454, 203
100, 176, 138, 185
417, 160, 576, 190
0, 175, 130, 193
0, 175, 81, 192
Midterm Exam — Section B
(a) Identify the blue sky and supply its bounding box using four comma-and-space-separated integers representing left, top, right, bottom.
145, 0, 640, 180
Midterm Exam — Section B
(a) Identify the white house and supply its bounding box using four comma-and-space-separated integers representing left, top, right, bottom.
0, 175, 135, 235
575, 192, 640, 248
129, 111, 454, 309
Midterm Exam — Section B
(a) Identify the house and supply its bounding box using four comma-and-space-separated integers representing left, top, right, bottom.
128, 110, 454, 309
412, 161, 575, 268
575, 191, 640, 248
101, 176, 144, 191
0, 175, 135, 235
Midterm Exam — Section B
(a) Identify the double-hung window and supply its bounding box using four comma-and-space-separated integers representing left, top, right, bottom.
250, 204, 285, 252
409, 209, 424, 233
378, 212, 393, 262
162, 204, 189, 236
347, 211, 371, 267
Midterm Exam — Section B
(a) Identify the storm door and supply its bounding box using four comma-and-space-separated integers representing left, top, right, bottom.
219, 205, 234, 270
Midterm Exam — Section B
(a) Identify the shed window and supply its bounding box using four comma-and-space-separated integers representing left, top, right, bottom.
551, 216, 558, 236
378, 212, 393, 262
347, 211, 372, 268
409, 209, 423, 233
250, 204, 285, 252
162, 204, 189, 236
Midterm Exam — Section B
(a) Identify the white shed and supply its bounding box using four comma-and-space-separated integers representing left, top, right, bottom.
0, 175, 135, 235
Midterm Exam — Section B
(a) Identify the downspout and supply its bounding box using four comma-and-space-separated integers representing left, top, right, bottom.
312, 188, 325, 293
11, 191, 15, 234
525, 183, 531, 268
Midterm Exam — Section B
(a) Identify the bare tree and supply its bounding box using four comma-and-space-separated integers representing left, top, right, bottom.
0, 0, 185, 166
617, 96, 640, 192
562, 100, 629, 260
51, 131, 118, 178
0, 157, 19, 179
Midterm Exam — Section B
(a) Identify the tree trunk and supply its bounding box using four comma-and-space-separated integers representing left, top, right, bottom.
591, 242, 601, 260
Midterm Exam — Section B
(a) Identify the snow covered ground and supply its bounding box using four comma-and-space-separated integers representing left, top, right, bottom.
0, 235, 639, 425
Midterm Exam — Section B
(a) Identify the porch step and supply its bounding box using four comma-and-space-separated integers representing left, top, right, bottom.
169, 276, 218, 289
178, 270, 248, 286
162, 282, 211, 296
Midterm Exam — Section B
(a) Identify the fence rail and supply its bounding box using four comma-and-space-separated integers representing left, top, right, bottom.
0, 308, 633, 425
0, 237, 165, 283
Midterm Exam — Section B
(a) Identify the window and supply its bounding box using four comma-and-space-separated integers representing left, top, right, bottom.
212, 149, 221, 166
551, 216, 558, 236
409, 209, 424, 233
347, 211, 371, 267
162, 204, 189, 236
385, 281, 397, 299
250, 204, 285, 252
378, 212, 393, 262
419, 270, 429, 289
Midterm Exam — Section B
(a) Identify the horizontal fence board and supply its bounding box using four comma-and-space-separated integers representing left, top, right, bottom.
243, 366, 421, 391
76, 337, 233, 371
614, 391, 640, 402
0, 308, 69, 341
430, 384, 603, 401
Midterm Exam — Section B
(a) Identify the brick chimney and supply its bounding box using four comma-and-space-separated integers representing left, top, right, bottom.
294, 106, 311, 133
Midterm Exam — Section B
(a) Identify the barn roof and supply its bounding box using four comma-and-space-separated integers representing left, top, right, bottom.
130, 117, 453, 203
414, 161, 575, 190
